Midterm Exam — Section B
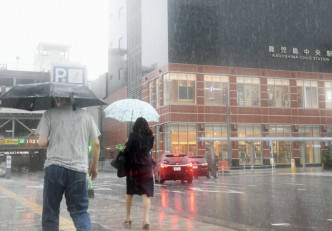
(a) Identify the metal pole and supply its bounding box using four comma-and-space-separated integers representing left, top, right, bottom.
226, 88, 231, 168
12, 119, 15, 138
250, 142, 254, 170
301, 142, 306, 168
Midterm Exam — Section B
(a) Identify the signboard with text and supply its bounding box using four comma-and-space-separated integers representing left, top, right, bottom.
0, 138, 38, 145
51, 65, 86, 85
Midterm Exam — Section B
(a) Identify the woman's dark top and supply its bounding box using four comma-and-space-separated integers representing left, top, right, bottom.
124, 132, 154, 197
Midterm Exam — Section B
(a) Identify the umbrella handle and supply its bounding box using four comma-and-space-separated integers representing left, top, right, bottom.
70, 92, 76, 111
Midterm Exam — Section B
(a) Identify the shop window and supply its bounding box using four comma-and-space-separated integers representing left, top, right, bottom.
237, 77, 260, 107
163, 73, 196, 105
269, 125, 292, 164
205, 124, 228, 160
238, 124, 262, 165
267, 79, 290, 108
299, 126, 320, 164
204, 75, 229, 105
296, 80, 318, 108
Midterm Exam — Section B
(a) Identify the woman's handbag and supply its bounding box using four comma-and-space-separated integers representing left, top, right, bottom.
111, 151, 126, 178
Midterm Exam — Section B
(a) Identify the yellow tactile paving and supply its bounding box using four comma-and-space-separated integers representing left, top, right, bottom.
0, 184, 76, 231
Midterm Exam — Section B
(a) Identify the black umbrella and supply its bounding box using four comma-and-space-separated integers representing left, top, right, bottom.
0, 82, 107, 111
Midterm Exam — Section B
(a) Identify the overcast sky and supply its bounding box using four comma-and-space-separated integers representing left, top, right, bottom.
0, 0, 108, 80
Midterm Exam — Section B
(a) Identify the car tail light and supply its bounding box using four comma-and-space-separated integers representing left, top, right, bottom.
161, 164, 168, 168
187, 162, 193, 168
202, 163, 208, 166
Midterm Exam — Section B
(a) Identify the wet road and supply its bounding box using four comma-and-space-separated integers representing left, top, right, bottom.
0, 168, 332, 230
95, 169, 332, 231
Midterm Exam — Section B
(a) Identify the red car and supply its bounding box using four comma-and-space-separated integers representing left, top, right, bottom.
189, 156, 209, 178
154, 154, 193, 184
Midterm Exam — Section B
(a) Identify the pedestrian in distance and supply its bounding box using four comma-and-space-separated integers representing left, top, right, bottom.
37, 97, 100, 231
122, 117, 155, 230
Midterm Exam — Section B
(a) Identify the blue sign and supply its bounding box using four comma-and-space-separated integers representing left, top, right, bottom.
52, 66, 85, 85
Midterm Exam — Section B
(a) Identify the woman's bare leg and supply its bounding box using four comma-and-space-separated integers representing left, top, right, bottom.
142, 194, 150, 224
125, 194, 133, 220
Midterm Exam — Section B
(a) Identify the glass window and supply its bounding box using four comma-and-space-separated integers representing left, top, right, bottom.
164, 123, 197, 155
204, 75, 229, 105
163, 73, 196, 105
269, 125, 292, 164
325, 82, 332, 109
238, 124, 262, 165
299, 126, 320, 164
156, 77, 160, 108
148, 81, 153, 105
163, 74, 170, 105
267, 79, 290, 108
296, 80, 318, 108
205, 124, 228, 160
237, 77, 260, 106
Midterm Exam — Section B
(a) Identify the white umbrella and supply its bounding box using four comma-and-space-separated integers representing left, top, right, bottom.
104, 99, 159, 122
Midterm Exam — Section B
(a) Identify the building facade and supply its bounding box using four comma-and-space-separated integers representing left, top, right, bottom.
106, 0, 332, 167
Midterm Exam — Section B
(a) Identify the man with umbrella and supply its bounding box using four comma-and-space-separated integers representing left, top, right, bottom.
37, 96, 101, 230
0, 82, 106, 230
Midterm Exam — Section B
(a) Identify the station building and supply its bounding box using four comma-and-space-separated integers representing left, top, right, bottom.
0, 70, 49, 171
103, 0, 332, 168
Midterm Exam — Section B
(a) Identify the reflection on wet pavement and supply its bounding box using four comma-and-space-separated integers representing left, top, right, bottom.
0, 172, 233, 231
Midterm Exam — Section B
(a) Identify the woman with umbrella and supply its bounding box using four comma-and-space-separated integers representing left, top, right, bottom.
122, 117, 154, 230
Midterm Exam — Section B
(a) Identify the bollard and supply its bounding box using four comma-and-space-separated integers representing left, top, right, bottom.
5, 155, 12, 179
291, 158, 296, 173
322, 163, 325, 172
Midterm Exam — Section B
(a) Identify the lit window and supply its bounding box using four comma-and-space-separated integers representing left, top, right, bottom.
163, 73, 196, 105
237, 124, 262, 165
164, 123, 197, 155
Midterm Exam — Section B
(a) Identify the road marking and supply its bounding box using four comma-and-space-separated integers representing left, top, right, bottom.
0, 184, 75, 230
25, 185, 43, 189
285, 183, 304, 186
327, 219, 332, 222
95, 187, 112, 191
297, 188, 306, 191
271, 223, 290, 226
190, 187, 243, 194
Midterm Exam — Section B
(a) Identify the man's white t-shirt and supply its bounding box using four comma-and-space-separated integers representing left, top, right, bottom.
37, 105, 100, 173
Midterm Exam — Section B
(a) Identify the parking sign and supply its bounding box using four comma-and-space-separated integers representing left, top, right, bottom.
52, 65, 86, 85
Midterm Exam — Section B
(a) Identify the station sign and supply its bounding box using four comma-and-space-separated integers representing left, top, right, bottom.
51, 64, 86, 85
0, 150, 30, 155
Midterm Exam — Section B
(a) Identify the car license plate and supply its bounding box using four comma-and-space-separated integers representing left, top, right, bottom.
174, 167, 181, 171
193, 166, 198, 169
